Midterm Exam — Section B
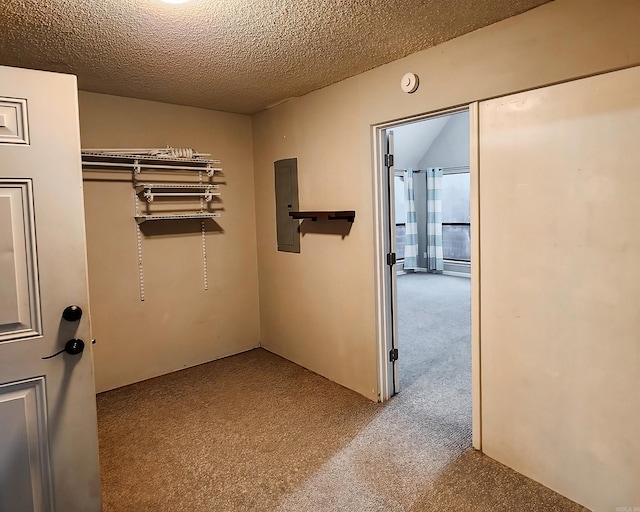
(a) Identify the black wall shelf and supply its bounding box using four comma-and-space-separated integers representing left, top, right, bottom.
289, 210, 356, 223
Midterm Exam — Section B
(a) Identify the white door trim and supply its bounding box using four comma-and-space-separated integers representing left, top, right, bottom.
372, 125, 394, 402
371, 105, 481, 450
469, 101, 481, 450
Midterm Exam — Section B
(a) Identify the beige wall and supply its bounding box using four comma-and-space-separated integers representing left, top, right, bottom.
252, 0, 640, 401
79, 92, 261, 392
480, 66, 640, 512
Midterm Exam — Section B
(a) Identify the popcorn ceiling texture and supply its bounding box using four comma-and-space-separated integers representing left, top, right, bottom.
0, 0, 549, 114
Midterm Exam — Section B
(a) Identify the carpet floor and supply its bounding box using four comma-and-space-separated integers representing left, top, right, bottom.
397, 272, 471, 391
97, 274, 590, 511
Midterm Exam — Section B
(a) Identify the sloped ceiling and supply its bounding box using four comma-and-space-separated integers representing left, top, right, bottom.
392, 116, 450, 170
0, 0, 550, 114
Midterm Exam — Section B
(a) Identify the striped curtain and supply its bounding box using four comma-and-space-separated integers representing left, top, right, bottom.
426, 167, 444, 271
403, 168, 419, 270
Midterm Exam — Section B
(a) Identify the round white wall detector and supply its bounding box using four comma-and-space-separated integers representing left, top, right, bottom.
400, 72, 419, 93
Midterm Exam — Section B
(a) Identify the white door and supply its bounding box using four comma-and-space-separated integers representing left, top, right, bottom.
0, 66, 101, 511
479, 65, 640, 510
385, 130, 400, 394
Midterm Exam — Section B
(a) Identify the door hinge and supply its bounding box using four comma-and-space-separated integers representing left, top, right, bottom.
386, 252, 397, 266
384, 154, 394, 167
389, 348, 399, 362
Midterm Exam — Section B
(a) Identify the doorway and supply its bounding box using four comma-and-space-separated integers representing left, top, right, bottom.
373, 105, 480, 448
392, 111, 471, 385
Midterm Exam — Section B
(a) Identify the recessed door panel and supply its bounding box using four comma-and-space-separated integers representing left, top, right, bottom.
0, 97, 29, 145
0, 377, 52, 512
0, 180, 41, 341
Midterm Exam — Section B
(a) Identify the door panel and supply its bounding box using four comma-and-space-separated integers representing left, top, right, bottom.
480, 66, 640, 511
0, 97, 29, 144
0, 378, 52, 512
0, 180, 41, 340
0, 66, 101, 511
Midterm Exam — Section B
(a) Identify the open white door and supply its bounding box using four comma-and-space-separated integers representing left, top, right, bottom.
0, 66, 101, 511
384, 130, 400, 394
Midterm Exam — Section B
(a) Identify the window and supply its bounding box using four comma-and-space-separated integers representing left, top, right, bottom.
394, 175, 406, 260
441, 172, 470, 262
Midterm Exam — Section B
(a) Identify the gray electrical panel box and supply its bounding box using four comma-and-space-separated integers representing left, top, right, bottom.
274, 158, 300, 253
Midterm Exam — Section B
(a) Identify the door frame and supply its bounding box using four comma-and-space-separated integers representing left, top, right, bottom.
371, 103, 481, 450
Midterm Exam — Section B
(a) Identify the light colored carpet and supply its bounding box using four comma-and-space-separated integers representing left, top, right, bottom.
396, 272, 471, 392
97, 346, 589, 510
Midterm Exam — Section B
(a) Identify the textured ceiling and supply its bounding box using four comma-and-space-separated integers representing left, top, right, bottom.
0, 0, 550, 114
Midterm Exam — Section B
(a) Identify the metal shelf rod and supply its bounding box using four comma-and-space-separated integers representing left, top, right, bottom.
82, 161, 222, 172
82, 148, 212, 157
82, 151, 219, 164
145, 192, 221, 197
136, 184, 220, 190
135, 212, 221, 224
